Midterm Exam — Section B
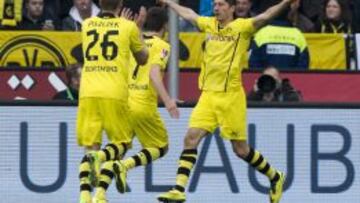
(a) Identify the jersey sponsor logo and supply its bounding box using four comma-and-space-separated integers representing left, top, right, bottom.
129, 83, 149, 90
160, 49, 169, 60
266, 44, 296, 56
84, 65, 118, 72
207, 34, 238, 42
0, 35, 68, 68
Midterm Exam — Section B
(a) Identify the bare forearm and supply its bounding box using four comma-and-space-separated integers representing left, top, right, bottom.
150, 66, 171, 103
253, 0, 293, 30
162, 0, 198, 23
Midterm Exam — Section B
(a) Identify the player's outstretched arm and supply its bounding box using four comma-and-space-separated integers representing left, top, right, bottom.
253, 0, 296, 30
150, 65, 180, 119
159, 0, 199, 25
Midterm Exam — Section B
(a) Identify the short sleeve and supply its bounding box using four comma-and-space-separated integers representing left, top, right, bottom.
195, 16, 214, 32
129, 22, 144, 53
150, 43, 171, 70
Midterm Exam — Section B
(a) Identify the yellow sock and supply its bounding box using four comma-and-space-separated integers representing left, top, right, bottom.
94, 187, 107, 200
124, 147, 166, 170
244, 148, 279, 181
174, 149, 197, 193
98, 143, 128, 162
97, 161, 115, 191
79, 155, 92, 193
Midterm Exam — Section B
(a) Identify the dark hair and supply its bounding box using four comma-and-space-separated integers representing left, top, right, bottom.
143, 7, 168, 32
100, 0, 122, 11
321, 0, 351, 23
223, 0, 236, 6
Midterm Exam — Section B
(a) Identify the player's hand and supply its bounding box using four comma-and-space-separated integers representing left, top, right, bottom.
42, 20, 55, 30
134, 6, 147, 28
165, 99, 180, 119
156, 0, 169, 6
121, 7, 134, 21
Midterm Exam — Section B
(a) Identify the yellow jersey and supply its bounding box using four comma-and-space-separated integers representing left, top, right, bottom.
128, 35, 170, 107
80, 13, 144, 101
196, 17, 255, 92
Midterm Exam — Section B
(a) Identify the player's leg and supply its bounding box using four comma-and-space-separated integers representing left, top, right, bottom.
77, 98, 103, 203
113, 107, 169, 193
91, 149, 129, 202
91, 98, 132, 176
121, 146, 168, 170
232, 140, 285, 203
92, 161, 115, 203
79, 144, 100, 203
219, 90, 285, 203
158, 92, 216, 202
85, 142, 128, 188
157, 128, 208, 202
113, 146, 168, 193
92, 99, 132, 201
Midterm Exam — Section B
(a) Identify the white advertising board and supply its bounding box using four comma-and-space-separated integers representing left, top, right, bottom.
0, 106, 359, 203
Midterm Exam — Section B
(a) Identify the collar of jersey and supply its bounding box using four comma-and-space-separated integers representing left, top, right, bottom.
98, 12, 116, 18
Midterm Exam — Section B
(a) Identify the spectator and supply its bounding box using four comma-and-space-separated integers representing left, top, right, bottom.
17, 0, 58, 30
53, 63, 81, 101
62, 0, 99, 31
249, 9, 310, 70
247, 67, 302, 102
235, 0, 255, 18
288, 0, 314, 32
315, 0, 353, 34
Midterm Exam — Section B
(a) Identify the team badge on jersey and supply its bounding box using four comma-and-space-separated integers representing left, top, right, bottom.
160, 49, 169, 60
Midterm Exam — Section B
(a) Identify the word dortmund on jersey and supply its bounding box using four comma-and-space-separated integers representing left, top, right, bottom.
80, 13, 144, 101
196, 17, 255, 92
128, 35, 170, 107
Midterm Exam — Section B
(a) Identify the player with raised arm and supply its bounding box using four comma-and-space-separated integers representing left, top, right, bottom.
157, 0, 295, 202
76, 0, 148, 202
91, 7, 180, 203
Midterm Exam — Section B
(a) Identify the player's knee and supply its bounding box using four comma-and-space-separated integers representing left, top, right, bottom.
232, 141, 249, 159
92, 143, 101, 150
183, 128, 207, 148
184, 133, 200, 148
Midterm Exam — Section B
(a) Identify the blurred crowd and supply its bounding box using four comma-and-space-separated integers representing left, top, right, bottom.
0, 0, 359, 33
